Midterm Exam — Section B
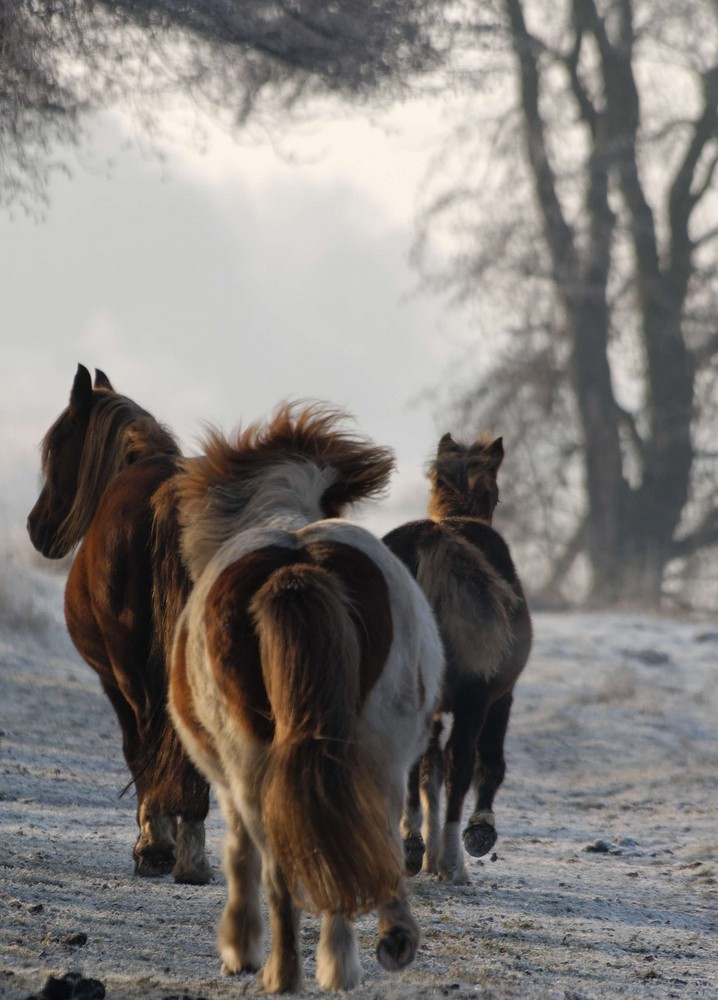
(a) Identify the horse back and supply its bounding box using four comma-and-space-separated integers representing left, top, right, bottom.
65, 455, 189, 694
383, 518, 531, 698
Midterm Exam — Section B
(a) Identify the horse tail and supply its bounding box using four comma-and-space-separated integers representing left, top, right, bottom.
250, 563, 401, 916
416, 529, 520, 679
145, 466, 209, 818
150, 468, 192, 670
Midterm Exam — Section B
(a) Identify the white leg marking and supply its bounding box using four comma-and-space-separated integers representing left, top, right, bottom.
438, 821, 469, 884
316, 914, 362, 991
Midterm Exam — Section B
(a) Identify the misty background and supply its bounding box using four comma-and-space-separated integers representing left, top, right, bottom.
4, 1, 718, 610
1, 102, 474, 553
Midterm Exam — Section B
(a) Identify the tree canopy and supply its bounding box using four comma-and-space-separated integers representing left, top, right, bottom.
415, 0, 718, 608
0, 0, 447, 207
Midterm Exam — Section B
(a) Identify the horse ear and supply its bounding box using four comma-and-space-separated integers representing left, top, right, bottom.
94, 368, 114, 391
69, 364, 93, 415
437, 433, 461, 457
487, 437, 504, 470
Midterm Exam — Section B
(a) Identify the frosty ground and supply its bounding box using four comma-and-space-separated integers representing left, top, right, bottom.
1, 558, 716, 1000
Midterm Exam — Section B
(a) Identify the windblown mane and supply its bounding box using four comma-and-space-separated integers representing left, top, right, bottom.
177, 401, 394, 580
45, 393, 180, 554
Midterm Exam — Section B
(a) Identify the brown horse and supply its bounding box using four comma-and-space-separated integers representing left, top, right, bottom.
383, 432, 532, 884
169, 402, 444, 991
27, 364, 211, 884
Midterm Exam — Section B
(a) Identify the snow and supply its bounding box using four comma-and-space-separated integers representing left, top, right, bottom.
1, 561, 716, 999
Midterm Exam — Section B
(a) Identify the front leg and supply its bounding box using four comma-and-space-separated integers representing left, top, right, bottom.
216, 793, 263, 976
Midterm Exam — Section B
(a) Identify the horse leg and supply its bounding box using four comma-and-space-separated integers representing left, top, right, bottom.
100, 681, 177, 876
174, 813, 212, 885
464, 690, 513, 858
215, 792, 263, 976
261, 856, 302, 993
439, 680, 490, 884
316, 915, 361, 991
400, 758, 424, 876
169, 739, 212, 885
419, 717, 444, 874
377, 772, 420, 973
376, 884, 421, 973
135, 801, 177, 876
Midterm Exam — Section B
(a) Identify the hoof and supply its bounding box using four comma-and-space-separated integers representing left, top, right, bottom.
403, 834, 425, 877
376, 928, 417, 972
463, 821, 497, 858
133, 848, 175, 877
173, 859, 212, 885
221, 959, 260, 976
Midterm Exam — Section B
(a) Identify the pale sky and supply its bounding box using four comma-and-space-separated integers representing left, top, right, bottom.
1, 99, 481, 550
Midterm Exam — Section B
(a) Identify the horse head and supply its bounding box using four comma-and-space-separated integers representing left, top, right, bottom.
427, 432, 504, 523
27, 364, 115, 558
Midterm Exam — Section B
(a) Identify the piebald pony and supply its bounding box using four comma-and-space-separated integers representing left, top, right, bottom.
169, 403, 443, 992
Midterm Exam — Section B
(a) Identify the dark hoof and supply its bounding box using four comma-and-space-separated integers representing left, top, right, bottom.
403, 834, 425, 877
376, 928, 417, 972
173, 866, 212, 886
133, 848, 175, 877
463, 822, 497, 858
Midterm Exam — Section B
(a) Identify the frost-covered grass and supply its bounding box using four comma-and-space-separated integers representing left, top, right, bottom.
1, 552, 716, 1000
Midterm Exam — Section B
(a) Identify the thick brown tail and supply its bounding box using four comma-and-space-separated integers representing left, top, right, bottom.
250, 564, 401, 916
416, 530, 520, 679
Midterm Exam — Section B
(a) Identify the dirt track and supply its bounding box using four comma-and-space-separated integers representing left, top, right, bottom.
1, 587, 716, 1000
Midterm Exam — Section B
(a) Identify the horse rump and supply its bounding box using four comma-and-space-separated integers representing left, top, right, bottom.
252, 562, 402, 916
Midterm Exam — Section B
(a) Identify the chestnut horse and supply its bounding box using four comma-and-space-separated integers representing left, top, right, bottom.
169, 402, 443, 992
383, 432, 532, 884
27, 365, 210, 884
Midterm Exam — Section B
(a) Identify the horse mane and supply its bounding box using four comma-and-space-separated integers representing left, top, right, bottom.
177, 401, 394, 580
48, 392, 180, 554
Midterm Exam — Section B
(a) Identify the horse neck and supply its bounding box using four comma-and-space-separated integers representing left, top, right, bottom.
429, 496, 494, 525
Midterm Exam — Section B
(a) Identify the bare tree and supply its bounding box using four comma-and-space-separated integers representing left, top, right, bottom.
0, 0, 447, 208
415, 0, 718, 609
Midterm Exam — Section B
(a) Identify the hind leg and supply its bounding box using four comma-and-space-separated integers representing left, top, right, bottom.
464, 691, 513, 858
99, 683, 176, 876
401, 759, 424, 876
101, 682, 176, 876
134, 800, 177, 876
174, 814, 212, 885
261, 856, 302, 993
172, 762, 212, 885
376, 885, 420, 973
216, 792, 263, 976
418, 718, 444, 874
317, 914, 361, 990
440, 681, 490, 883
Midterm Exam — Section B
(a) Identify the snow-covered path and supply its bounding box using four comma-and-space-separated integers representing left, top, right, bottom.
1, 570, 716, 999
